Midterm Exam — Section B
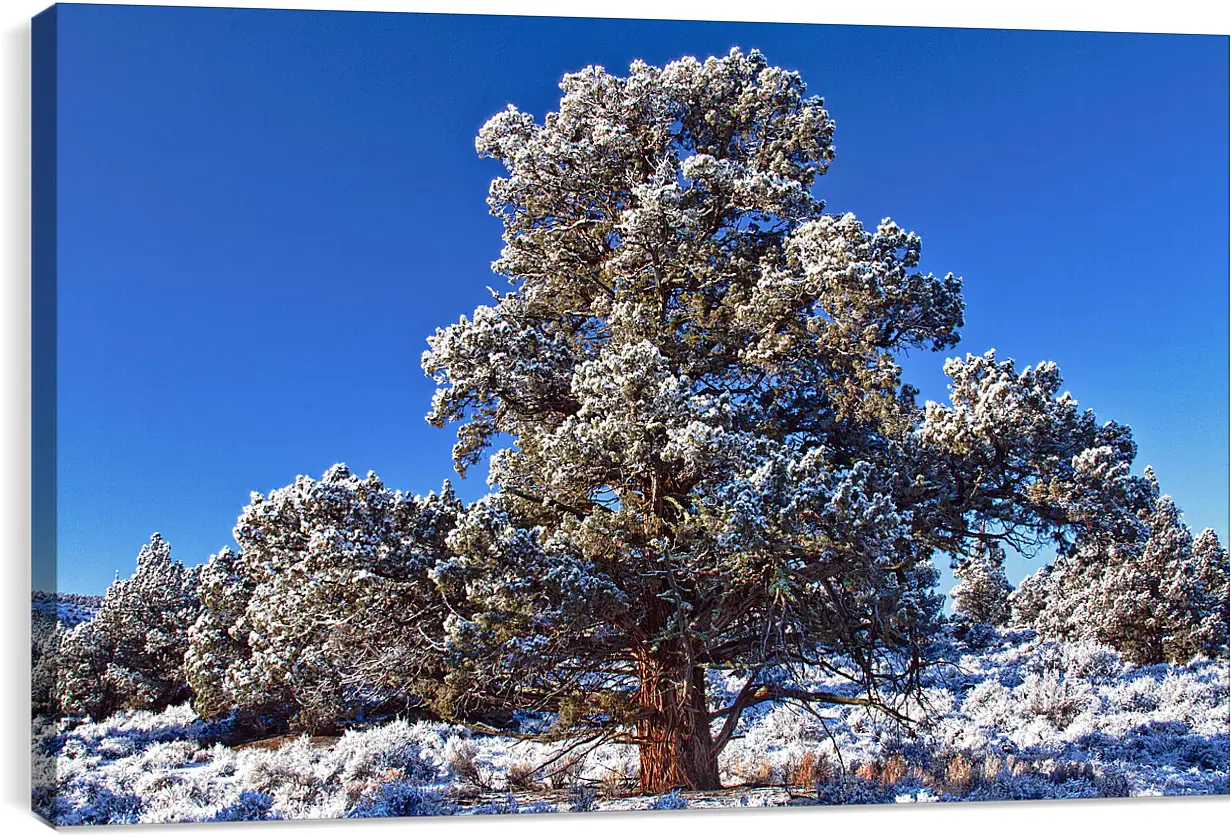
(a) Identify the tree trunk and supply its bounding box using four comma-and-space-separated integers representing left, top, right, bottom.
635, 652, 721, 792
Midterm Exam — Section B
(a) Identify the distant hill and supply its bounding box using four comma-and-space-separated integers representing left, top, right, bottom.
32, 591, 101, 628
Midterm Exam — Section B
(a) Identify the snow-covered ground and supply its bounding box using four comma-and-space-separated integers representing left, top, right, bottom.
32, 630, 1228, 825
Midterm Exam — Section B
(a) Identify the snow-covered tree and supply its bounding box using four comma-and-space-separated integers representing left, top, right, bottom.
417, 49, 1150, 791
185, 465, 460, 733
951, 540, 1012, 626
1022, 484, 1228, 664
31, 617, 62, 718
1008, 565, 1057, 630
1190, 528, 1230, 656
183, 547, 257, 723
57, 534, 200, 720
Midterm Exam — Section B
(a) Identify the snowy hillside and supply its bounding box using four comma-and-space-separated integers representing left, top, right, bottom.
32, 628, 1229, 825
31, 591, 101, 628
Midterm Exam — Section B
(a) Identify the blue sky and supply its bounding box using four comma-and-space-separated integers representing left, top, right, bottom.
48, 4, 1228, 595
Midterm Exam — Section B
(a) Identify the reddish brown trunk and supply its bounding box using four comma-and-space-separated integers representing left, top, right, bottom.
635, 653, 721, 792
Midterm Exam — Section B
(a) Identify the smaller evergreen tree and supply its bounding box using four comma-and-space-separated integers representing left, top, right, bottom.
951, 540, 1012, 626
1020, 484, 1228, 664
58, 534, 200, 720
184, 547, 258, 722
1008, 565, 1055, 630
1185, 528, 1229, 658
185, 465, 460, 733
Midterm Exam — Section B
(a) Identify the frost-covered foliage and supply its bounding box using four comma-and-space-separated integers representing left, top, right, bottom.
33, 632, 1227, 825
32, 591, 102, 716
185, 464, 461, 732
417, 47, 1162, 794
55, 535, 200, 721
1018, 486, 1229, 664
952, 541, 1012, 626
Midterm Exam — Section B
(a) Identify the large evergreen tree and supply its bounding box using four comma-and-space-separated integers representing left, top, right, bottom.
417, 49, 1151, 791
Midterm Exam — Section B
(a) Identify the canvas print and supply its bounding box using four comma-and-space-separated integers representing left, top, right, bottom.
30, 3, 1230, 826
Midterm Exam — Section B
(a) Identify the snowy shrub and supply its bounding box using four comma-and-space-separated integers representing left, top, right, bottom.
1016, 671, 1094, 729
209, 790, 280, 821
1063, 642, 1124, 682
962, 679, 1015, 730
52, 778, 145, 825
966, 770, 1098, 801
962, 622, 1001, 650
1092, 767, 1131, 798
567, 783, 597, 812
1107, 676, 1161, 713
345, 783, 454, 818
443, 736, 485, 787
647, 789, 689, 810
814, 777, 896, 806
331, 720, 441, 786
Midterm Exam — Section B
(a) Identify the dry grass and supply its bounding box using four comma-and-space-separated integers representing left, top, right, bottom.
786, 751, 834, 789
598, 767, 628, 798
943, 753, 975, 795
543, 753, 584, 790
445, 739, 489, 790
728, 757, 776, 787
881, 754, 908, 786
506, 761, 540, 791
854, 759, 882, 784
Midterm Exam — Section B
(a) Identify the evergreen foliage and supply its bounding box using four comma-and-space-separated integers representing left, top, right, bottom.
184, 464, 461, 732
57, 534, 200, 720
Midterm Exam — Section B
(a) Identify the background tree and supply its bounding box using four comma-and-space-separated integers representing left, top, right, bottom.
57, 534, 199, 720
1008, 565, 1056, 630
185, 465, 460, 733
30, 617, 63, 718
951, 540, 1012, 627
418, 49, 1149, 791
1021, 484, 1230, 664
1190, 528, 1230, 656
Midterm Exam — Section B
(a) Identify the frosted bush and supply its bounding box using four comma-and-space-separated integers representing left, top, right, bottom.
208, 790, 279, 821
1107, 677, 1162, 713
345, 783, 455, 818
567, 784, 597, 811
331, 720, 441, 785
647, 789, 688, 809
1063, 642, 1125, 681
814, 777, 896, 806
962, 679, 1015, 729
1016, 671, 1095, 729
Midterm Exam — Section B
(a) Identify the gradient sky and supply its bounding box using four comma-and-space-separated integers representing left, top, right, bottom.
48, 4, 1229, 596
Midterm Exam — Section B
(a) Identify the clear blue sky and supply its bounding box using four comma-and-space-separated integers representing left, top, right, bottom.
48, 4, 1228, 595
